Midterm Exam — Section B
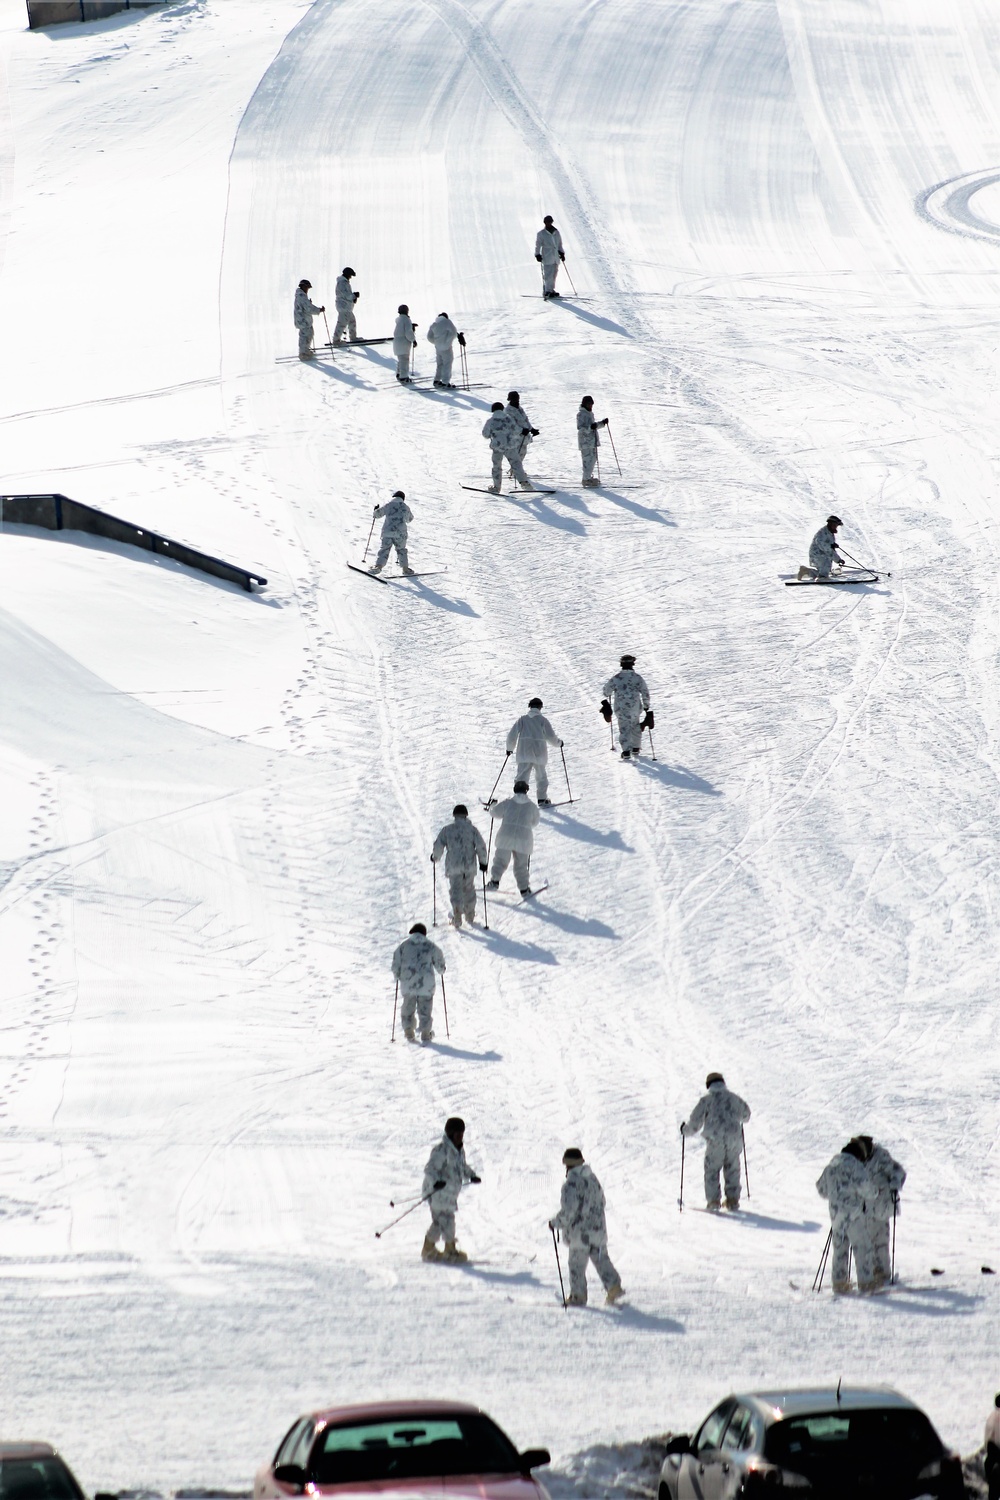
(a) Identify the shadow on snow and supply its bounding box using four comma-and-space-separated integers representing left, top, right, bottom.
461, 927, 558, 965
634, 760, 721, 796
544, 808, 634, 852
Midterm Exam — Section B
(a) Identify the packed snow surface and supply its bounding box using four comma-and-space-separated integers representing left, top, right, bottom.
0, 0, 998, 1490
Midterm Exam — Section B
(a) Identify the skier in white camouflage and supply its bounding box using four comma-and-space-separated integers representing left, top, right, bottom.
393, 304, 418, 383
857, 1135, 905, 1288
534, 214, 565, 299
577, 396, 608, 486
426, 312, 462, 389
486, 781, 540, 896
431, 804, 488, 929
549, 1147, 624, 1306
601, 654, 652, 760
797, 515, 846, 580
816, 1138, 878, 1294
681, 1072, 751, 1211
391, 921, 445, 1043
422, 1115, 480, 1263
370, 490, 414, 575
482, 403, 532, 493
332, 267, 359, 345
504, 391, 537, 464
506, 698, 563, 806
294, 279, 324, 360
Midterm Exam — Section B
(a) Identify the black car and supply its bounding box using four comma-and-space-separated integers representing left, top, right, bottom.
0, 1446, 87, 1500
657, 1387, 963, 1499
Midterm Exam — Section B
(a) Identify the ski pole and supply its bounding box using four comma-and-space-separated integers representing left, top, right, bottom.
460, 343, 470, 391
390, 979, 398, 1042
362, 509, 377, 563
812, 1227, 832, 1291
322, 308, 333, 351
646, 726, 657, 761
482, 865, 490, 929
389, 1192, 425, 1207
596, 449, 602, 486
563, 260, 579, 296
560, 744, 574, 803
610, 717, 615, 751
839, 545, 889, 578
433, 861, 437, 927
605, 421, 623, 476
891, 1192, 898, 1283
742, 1125, 750, 1201
486, 751, 510, 804
678, 1130, 686, 1212
550, 1224, 568, 1308
440, 973, 450, 1039
375, 1189, 433, 1238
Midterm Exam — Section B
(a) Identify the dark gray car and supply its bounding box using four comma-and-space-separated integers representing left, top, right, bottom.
657, 1387, 963, 1500
0, 1445, 87, 1500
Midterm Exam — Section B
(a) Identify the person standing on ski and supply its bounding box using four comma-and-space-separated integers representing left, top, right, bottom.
486, 780, 540, 896
534, 214, 565, 299
601, 654, 652, 760
393, 304, 418, 383
856, 1135, 906, 1288
294, 279, 324, 360
681, 1072, 751, 1211
370, 490, 414, 575
391, 921, 445, 1043
332, 267, 359, 344
426, 312, 461, 389
481, 403, 532, 493
816, 1138, 878, 1294
422, 1116, 480, 1263
797, 515, 846, 580
505, 391, 537, 463
431, 804, 488, 928
577, 396, 608, 486
506, 698, 563, 806
549, 1148, 624, 1306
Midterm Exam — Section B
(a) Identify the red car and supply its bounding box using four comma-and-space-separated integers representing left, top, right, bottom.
254, 1402, 551, 1500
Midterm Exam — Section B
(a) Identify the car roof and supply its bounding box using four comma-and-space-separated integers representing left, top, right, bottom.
307, 1402, 485, 1428
735, 1388, 919, 1422
0, 1445, 58, 1460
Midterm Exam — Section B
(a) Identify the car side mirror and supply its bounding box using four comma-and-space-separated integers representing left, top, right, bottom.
665, 1435, 693, 1456
273, 1465, 307, 1492
519, 1449, 551, 1473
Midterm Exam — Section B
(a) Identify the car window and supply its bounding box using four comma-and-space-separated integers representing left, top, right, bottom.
309, 1414, 521, 1485
765, 1409, 940, 1479
721, 1406, 757, 1453
0, 1460, 84, 1500
275, 1420, 310, 1467
695, 1402, 734, 1455
289, 1424, 315, 1471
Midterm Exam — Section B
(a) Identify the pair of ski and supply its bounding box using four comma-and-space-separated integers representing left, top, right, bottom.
347, 565, 447, 585
489, 882, 549, 905
462, 485, 557, 497
785, 570, 879, 587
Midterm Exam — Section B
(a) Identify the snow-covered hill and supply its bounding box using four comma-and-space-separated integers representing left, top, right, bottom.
0, 0, 997, 1490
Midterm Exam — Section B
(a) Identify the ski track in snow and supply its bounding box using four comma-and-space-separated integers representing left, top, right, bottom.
0, 0, 999, 1490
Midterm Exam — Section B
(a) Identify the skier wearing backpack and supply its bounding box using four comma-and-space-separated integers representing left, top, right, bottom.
549, 1148, 624, 1306
431, 805, 488, 928
391, 922, 445, 1043
482, 403, 532, 492
601, 654, 652, 760
422, 1116, 481, 1263
681, 1072, 751, 1211
816, 1139, 878, 1293
505, 698, 563, 806
486, 781, 540, 896
370, 490, 414, 575
856, 1135, 906, 1287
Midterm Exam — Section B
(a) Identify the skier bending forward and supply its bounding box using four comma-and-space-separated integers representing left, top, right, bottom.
550, 1147, 624, 1306
422, 1116, 480, 1263
601, 654, 652, 760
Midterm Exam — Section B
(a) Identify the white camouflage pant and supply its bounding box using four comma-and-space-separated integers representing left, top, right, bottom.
428, 1205, 456, 1243
449, 869, 477, 921
395, 343, 412, 378
401, 991, 433, 1036
832, 1215, 876, 1290
434, 347, 454, 384
615, 708, 643, 752
492, 449, 528, 488
297, 325, 314, 356
541, 260, 560, 296
373, 535, 408, 571
516, 759, 549, 800
333, 308, 357, 343
491, 845, 530, 890
567, 1237, 619, 1302
581, 443, 597, 481
872, 1218, 893, 1279
704, 1137, 742, 1205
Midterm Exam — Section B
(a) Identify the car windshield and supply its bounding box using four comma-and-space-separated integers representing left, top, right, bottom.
765, 1409, 941, 1491
0, 1460, 84, 1500
309, 1414, 522, 1485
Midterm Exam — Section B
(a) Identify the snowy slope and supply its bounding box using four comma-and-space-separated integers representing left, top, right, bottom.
0, 0, 998, 1490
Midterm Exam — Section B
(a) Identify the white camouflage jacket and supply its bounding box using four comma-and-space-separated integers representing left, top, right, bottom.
482, 411, 518, 452
390, 933, 445, 998
294, 286, 321, 330
867, 1143, 906, 1222
393, 313, 416, 350
334, 275, 355, 311
422, 1134, 474, 1210
552, 1163, 607, 1244
534, 225, 564, 264
684, 1081, 751, 1143
816, 1150, 875, 1229
426, 315, 458, 348
488, 792, 539, 852
602, 668, 651, 716
506, 707, 561, 764
577, 406, 601, 450
431, 817, 487, 875
374, 497, 412, 537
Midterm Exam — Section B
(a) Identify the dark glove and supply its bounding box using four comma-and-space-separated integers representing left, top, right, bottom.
535, 254, 543, 263
480, 863, 488, 873
680, 1123, 686, 1135
319, 306, 325, 313
548, 1220, 556, 1231
642, 710, 654, 730
458, 331, 466, 347
601, 418, 609, 427
530, 428, 539, 437
353, 292, 360, 303
559, 740, 564, 748
469, 1174, 481, 1185
373, 505, 379, 513
600, 699, 613, 722
433, 1179, 446, 1192
559, 252, 566, 261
